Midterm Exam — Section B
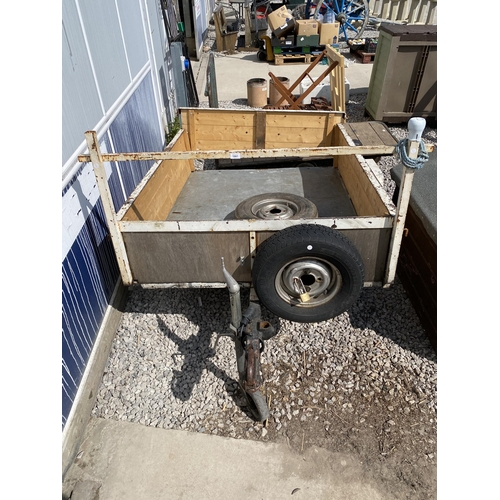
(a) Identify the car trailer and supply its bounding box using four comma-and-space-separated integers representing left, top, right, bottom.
79, 108, 429, 421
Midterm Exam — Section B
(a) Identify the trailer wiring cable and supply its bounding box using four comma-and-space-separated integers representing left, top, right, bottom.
395, 138, 429, 169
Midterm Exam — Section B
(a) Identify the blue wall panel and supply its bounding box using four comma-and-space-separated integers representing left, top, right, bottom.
102, 133, 127, 213
108, 75, 162, 199
62, 198, 119, 427
62, 72, 164, 428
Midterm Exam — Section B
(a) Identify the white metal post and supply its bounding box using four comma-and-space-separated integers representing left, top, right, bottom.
85, 131, 134, 285
384, 118, 426, 286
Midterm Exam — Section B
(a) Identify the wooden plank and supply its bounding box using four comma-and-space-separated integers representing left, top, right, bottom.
192, 126, 255, 150
180, 108, 344, 124
192, 109, 256, 127
369, 122, 398, 146
179, 109, 191, 147
264, 112, 333, 129
343, 122, 397, 147
262, 126, 334, 148
187, 109, 196, 150
325, 113, 337, 146
274, 53, 324, 65
254, 112, 266, 148
334, 125, 393, 216
325, 46, 345, 113
336, 153, 387, 216
213, 9, 224, 52
190, 111, 344, 150
121, 130, 193, 222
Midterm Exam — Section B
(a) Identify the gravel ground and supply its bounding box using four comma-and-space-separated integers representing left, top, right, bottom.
92, 19, 438, 500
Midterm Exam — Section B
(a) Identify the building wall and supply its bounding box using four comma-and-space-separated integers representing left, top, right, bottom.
370, 0, 437, 25
62, 0, 175, 428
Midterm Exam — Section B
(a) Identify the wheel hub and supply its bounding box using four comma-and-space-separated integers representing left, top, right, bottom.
276, 258, 343, 307
251, 198, 300, 220
336, 13, 347, 25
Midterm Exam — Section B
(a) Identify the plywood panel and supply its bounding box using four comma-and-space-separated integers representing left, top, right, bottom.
256, 228, 391, 283
334, 126, 390, 216
123, 232, 252, 283
180, 108, 344, 151
122, 130, 193, 221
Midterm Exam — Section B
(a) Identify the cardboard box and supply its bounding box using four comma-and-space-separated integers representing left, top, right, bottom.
319, 22, 340, 45
267, 5, 292, 32
296, 19, 319, 36
296, 34, 320, 47
273, 18, 295, 38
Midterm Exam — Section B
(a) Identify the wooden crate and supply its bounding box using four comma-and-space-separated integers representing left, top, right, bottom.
274, 53, 324, 65
351, 49, 376, 64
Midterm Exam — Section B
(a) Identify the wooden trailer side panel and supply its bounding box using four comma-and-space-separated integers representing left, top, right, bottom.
122, 227, 390, 285
256, 228, 391, 283
122, 232, 252, 283
180, 108, 344, 151
122, 130, 194, 222
334, 125, 392, 217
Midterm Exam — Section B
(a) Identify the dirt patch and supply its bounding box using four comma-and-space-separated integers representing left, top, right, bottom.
199, 342, 436, 499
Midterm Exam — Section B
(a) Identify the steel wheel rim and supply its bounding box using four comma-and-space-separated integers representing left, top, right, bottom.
251, 197, 300, 220
275, 257, 343, 307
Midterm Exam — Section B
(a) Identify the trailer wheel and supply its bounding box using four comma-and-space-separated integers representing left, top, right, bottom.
252, 224, 364, 323
235, 193, 318, 220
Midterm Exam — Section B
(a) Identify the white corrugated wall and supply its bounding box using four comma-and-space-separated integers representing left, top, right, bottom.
62, 0, 176, 430
370, 0, 437, 25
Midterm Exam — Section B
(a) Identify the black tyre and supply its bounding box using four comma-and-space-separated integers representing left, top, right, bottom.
235, 193, 318, 220
243, 388, 270, 422
257, 50, 267, 62
252, 224, 364, 323
295, 161, 317, 168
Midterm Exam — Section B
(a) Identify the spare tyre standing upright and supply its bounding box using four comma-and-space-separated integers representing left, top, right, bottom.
252, 224, 365, 323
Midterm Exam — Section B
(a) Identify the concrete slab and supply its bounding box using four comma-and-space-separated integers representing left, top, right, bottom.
191, 50, 372, 104
63, 417, 395, 500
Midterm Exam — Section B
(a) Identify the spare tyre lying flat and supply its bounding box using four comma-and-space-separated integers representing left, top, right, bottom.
252, 224, 364, 323
235, 193, 318, 220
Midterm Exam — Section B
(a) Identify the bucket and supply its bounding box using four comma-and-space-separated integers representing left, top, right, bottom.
300, 78, 330, 105
247, 78, 268, 108
269, 77, 290, 106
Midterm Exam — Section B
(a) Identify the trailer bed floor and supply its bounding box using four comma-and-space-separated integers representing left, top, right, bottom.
166, 167, 356, 220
